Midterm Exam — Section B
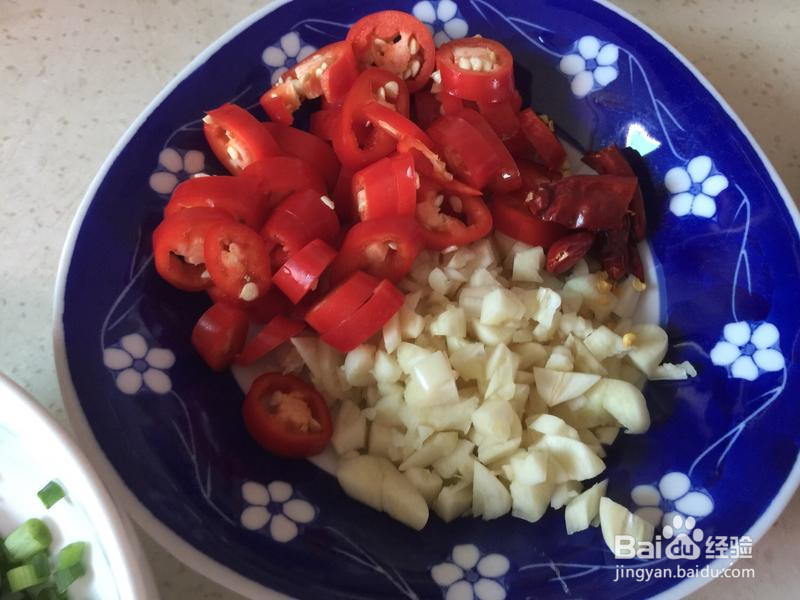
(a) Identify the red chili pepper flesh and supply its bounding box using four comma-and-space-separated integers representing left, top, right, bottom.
530, 175, 638, 231
546, 231, 596, 275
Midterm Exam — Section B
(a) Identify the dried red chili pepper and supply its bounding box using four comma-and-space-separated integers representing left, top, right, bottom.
600, 215, 631, 281
621, 147, 656, 243
546, 230, 596, 275
582, 145, 647, 241
628, 239, 645, 282
517, 159, 561, 190
529, 175, 638, 231
581, 144, 630, 175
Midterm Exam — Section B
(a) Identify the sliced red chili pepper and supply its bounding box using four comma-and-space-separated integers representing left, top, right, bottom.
241, 156, 327, 216
209, 285, 294, 324
288, 295, 319, 322
490, 191, 567, 249
321, 279, 404, 352
263, 122, 341, 190
582, 144, 647, 241
236, 315, 306, 366
390, 152, 419, 215
404, 138, 481, 197
261, 189, 340, 263
164, 175, 267, 230
152, 207, 233, 291
243, 373, 333, 457
357, 100, 480, 197
249, 290, 296, 324
436, 38, 514, 104
332, 166, 356, 224
305, 271, 380, 334
518, 109, 566, 171
456, 108, 521, 193
361, 100, 433, 147
260, 41, 359, 125
349, 99, 477, 197
352, 153, 417, 221
191, 302, 250, 370
412, 89, 443, 130
320, 95, 344, 110
504, 128, 536, 161
329, 217, 423, 284
436, 90, 465, 115
333, 69, 410, 170
203, 104, 280, 174
476, 99, 520, 141
204, 221, 272, 303
347, 10, 436, 93
416, 177, 493, 249
530, 175, 638, 231
510, 88, 523, 112
426, 114, 501, 190
546, 231, 596, 275
309, 108, 341, 142
272, 239, 337, 304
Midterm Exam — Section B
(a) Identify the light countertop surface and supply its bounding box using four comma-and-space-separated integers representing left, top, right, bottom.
1, 0, 798, 598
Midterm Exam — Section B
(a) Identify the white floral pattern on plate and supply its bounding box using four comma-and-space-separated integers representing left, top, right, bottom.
413, 0, 469, 47
240, 481, 315, 542
262, 32, 317, 85
103, 333, 175, 394
432, 544, 509, 600
665, 155, 729, 218
631, 472, 714, 531
559, 35, 619, 97
148, 147, 206, 194
710, 321, 785, 381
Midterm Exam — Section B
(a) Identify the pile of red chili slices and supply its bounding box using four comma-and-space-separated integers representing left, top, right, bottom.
152, 10, 648, 458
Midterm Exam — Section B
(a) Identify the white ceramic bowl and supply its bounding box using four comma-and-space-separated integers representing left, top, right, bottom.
0, 374, 158, 600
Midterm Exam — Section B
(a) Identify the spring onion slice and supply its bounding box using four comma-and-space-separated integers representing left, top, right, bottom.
55, 542, 86, 570
53, 562, 86, 594
3, 519, 52, 562
6, 564, 44, 592
29, 586, 63, 600
37, 481, 66, 510
29, 552, 51, 579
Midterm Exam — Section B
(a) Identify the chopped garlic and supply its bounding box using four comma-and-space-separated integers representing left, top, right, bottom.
318, 233, 689, 531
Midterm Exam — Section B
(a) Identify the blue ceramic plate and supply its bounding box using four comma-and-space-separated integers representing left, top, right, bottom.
54, 0, 800, 598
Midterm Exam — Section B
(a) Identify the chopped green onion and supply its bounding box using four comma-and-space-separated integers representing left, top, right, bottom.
55, 542, 85, 571
36, 482, 66, 510
3, 520, 51, 562
31, 586, 63, 600
28, 552, 51, 579
6, 564, 44, 592
53, 562, 86, 594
